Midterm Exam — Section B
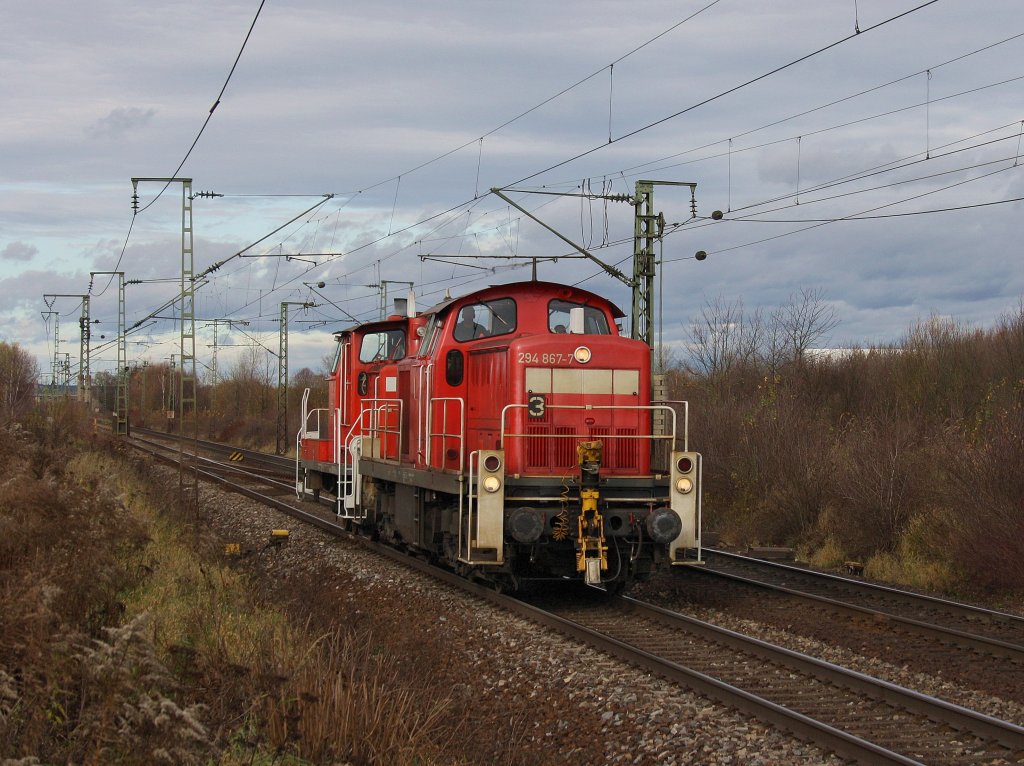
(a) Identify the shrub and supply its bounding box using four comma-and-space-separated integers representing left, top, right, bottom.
676, 294, 1024, 593
0, 429, 155, 762
939, 401, 1024, 591
823, 417, 937, 557
0, 342, 38, 424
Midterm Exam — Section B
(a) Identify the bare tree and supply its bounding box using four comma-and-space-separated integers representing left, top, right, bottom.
685, 295, 764, 378
321, 350, 338, 376
0, 342, 39, 423
685, 289, 840, 377
770, 287, 840, 366
222, 345, 275, 416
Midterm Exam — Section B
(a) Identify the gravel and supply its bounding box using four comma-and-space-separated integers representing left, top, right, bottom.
189, 474, 845, 765
632, 577, 1024, 728
188, 464, 1024, 764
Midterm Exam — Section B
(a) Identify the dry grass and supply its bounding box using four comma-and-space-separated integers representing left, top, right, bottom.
678, 300, 1024, 595
258, 627, 451, 764
0, 403, 458, 765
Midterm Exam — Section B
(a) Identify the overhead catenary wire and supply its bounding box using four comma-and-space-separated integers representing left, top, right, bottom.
614, 30, 1024, 183
110, 1, 1020, 372
662, 163, 1023, 264
90, 1, 267, 303
504, 0, 941, 188
134, 0, 267, 216
121, 0, 945, 333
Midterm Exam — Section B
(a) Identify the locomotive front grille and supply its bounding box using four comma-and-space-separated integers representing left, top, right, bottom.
524, 425, 639, 471
614, 427, 638, 469
525, 425, 576, 469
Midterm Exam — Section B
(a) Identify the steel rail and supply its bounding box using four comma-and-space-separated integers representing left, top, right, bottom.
703, 548, 1024, 651
132, 425, 295, 473
690, 563, 1024, 661
611, 595, 1024, 753
708, 548, 1024, 626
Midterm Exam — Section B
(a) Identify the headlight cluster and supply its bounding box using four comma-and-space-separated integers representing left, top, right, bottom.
674, 454, 696, 495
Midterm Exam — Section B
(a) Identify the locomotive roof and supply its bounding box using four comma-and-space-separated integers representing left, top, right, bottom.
331, 315, 408, 338
331, 280, 625, 337
421, 280, 625, 319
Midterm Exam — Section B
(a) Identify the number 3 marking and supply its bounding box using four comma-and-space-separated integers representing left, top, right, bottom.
527, 394, 546, 418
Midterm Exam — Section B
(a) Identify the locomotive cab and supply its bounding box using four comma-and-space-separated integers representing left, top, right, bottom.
297, 309, 422, 509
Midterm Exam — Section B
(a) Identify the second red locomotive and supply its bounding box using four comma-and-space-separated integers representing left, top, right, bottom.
297, 279, 701, 592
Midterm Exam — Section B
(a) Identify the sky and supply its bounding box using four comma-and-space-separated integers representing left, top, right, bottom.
3, 0, 1023, 383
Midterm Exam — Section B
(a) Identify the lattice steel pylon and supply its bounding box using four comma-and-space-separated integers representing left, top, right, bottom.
91, 271, 127, 434
132, 177, 198, 512
52, 313, 60, 390
277, 301, 315, 455
43, 310, 59, 395
117, 274, 127, 432
206, 318, 250, 413
631, 181, 697, 347
79, 297, 91, 403
43, 294, 91, 401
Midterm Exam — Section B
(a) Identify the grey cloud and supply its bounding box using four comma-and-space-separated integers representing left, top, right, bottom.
1, 242, 39, 262
85, 107, 156, 140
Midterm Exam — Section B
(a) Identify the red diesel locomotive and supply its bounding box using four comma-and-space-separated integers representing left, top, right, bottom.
297, 279, 701, 592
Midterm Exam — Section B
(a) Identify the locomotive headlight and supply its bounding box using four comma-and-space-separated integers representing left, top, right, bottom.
675, 476, 694, 494
483, 476, 502, 493
573, 346, 592, 364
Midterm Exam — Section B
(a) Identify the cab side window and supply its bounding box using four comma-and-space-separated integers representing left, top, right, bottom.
445, 349, 464, 386
453, 298, 516, 342
359, 329, 406, 362
547, 299, 610, 334
418, 315, 442, 358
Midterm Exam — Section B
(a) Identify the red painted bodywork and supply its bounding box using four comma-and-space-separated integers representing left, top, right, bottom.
299, 314, 426, 465
299, 280, 654, 479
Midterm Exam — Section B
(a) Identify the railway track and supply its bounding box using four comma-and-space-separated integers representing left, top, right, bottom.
702, 548, 1024, 653
130, 426, 296, 482
521, 591, 1024, 765
646, 548, 1024, 706
121, 432, 1024, 764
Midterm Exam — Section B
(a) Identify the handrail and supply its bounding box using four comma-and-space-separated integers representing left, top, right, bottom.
300, 388, 312, 436
294, 430, 303, 499
500, 402, 678, 445
303, 407, 331, 438
462, 450, 479, 563
652, 398, 690, 452
425, 396, 465, 473
359, 398, 403, 462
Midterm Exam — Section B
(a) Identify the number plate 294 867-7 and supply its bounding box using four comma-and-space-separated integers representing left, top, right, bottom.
517, 351, 573, 365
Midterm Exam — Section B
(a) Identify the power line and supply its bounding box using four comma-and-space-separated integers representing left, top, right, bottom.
719, 194, 1024, 224
90, 2, 268, 307
506, 0, 942, 188
663, 164, 1022, 263
107, 1, 1013, 363
135, 0, 267, 215
341, 0, 726, 200
99, 2, 944, 340
614, 30, 1024, 183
